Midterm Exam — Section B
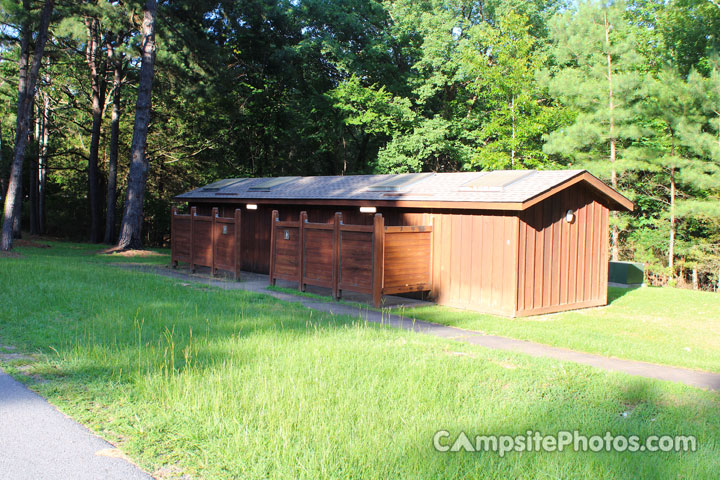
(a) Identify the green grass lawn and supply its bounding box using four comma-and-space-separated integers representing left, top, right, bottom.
404, 287, 720, 373
1, 241, 719, 479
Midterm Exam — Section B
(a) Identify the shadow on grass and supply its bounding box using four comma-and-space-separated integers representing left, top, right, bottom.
402, 377, 716, 479
608, 285, 643, 304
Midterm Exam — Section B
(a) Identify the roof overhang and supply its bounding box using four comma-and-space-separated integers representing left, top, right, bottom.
175, 171, 633, 212
521, 171, 633, 212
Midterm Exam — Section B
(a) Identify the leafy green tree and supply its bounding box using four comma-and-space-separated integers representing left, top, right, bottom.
460, 11, 567, 170
330, 0, 564, 174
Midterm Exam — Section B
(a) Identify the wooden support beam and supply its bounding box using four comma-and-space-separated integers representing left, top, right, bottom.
299, 211, 307, 291
190, 206, 197, 273
171, 206, 178, 268
269, 210, 278, 286
211, 207, 218, 276
333, 212, 342, 300
372, 213, 384, 307
234, 208, 242, 280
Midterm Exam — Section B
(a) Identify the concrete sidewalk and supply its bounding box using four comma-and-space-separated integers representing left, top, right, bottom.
0, 368, 151, 480
131, 264, 720, 391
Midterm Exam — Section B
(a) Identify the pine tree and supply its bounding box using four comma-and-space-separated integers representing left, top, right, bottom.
634, 66, 720, 274
1, 0, 55, 251
542, 0, 645, 260
116, 0, 157, 250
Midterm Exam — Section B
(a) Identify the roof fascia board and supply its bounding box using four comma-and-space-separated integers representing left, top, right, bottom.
520, 171, 634, 212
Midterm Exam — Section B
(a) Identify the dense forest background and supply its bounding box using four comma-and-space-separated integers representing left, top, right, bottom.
0, 0, 719, 289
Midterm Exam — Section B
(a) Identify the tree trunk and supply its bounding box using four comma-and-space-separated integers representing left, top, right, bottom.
12, 186, 22, 239
0, 124, 5, 213
85, 17, 106, 243
38, 89, 50, 234
117, 0, 157, 250
30, 105, 40, 235
510, 95, 516, 168
104, 59, 123, 244
1, 0, 53, 250
668, 165, 676, 272
605, 12, 619, 262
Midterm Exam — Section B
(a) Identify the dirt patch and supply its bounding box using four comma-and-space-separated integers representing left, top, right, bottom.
490, 359, 518, 370
0, 353, 37, 362
95, 448, 131, 460
99, 246, 165, 257
444, 349, 477, 359
153, 463, 192, 480
0, 250, 22, 258
15, 238, 51, 248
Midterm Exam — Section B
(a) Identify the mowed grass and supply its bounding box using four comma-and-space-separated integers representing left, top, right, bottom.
404, 287, 720, 373
0, 242, 719, 479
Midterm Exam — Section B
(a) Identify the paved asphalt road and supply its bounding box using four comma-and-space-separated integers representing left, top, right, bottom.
0, 368, 151, 480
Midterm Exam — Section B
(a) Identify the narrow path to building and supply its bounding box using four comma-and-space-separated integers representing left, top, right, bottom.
125, 265, 720, 391
0, 368, 151, 480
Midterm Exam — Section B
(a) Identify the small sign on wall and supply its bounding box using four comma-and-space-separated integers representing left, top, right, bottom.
222, 225, 228, 235
284, 229, 290, 240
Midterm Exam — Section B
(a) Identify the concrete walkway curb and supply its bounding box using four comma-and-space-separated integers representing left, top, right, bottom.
129, 265, 720, 391
0, 368, 151, 480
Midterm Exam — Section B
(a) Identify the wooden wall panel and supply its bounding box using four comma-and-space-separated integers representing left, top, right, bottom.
426, 211, 517, 315
273, 225, 300, 279
516, 184, 609, 316
339, 231, 373, 292
192, 203, 432, 275
303, 228, 334, 287
383, 231, 432, 291
173, 216, 191, 262
192, 219, 212, 267
213, 220, 236, 271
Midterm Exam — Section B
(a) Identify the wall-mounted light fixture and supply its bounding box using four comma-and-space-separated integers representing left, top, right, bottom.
246, 204, 258, 210
565, 209, 576, 224
359, 206, 377, 214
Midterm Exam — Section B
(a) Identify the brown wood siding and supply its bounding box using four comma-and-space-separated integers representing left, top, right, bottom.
190, 203, 430, 275
516, 184, 609, 316
272, 223, 300, 281
191, 217, 213, 267
213, 217, 237, 271
172, 215, 191, 262
383, 230, 432, 292
428, 211, 518, 316
303, 226, 334, 288
339, 230, 373, 293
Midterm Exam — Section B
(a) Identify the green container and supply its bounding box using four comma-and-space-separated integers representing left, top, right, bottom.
608, 261, 644, 285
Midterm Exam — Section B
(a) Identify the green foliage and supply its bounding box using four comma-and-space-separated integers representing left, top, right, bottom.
0, 0, 718, 285
542, 0, 646, 178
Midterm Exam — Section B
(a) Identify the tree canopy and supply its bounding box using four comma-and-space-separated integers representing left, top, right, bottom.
0, 0, 718, 288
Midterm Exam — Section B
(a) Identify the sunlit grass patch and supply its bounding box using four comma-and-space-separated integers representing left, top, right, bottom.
1, 242, 719, 479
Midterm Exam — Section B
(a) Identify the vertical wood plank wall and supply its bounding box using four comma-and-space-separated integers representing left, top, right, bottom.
516, 184, 609, 316
428, 211, 519, 315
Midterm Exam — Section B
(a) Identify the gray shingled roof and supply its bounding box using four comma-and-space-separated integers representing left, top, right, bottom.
176, 170, 589, 204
